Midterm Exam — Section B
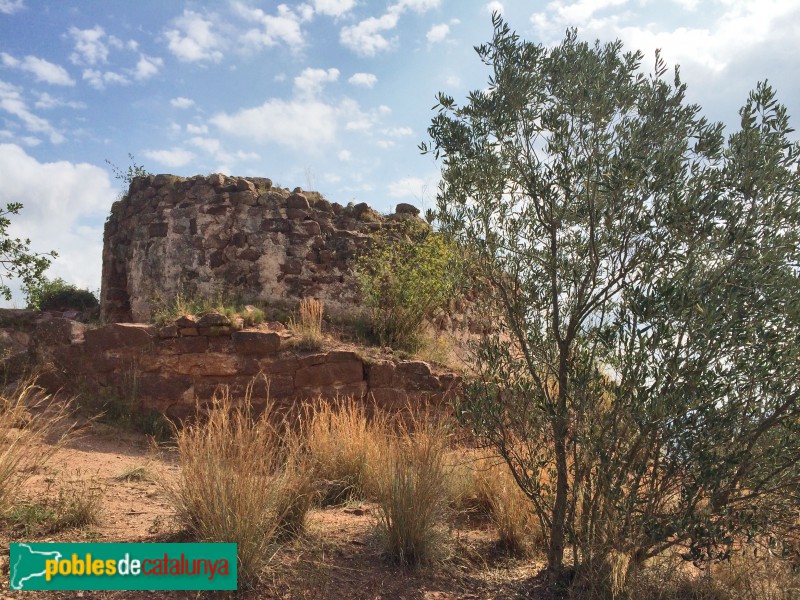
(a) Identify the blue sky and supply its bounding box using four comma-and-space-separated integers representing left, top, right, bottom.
0, 0, 798, 304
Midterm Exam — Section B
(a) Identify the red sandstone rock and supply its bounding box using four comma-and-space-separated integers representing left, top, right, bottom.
232, 330, 281, 354
175, 315, 197, 328
35, 318, 85, 346
287, 192, 310, 209
295, 360, 363, 388
158, 325, 178, 338
84, 323, 155, 352
367, 360, 395, 388
196, 311, 231, 327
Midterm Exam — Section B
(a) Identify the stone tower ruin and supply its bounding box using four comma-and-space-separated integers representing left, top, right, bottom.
100, 173, 424, 323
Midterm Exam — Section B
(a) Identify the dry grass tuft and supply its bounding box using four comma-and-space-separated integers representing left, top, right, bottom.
304, 397, 389, 504
373, 410, 452, 566
613, 549, 800, 600
52, 471, 103, 530
288, 298, 325, 350
473, 456, 541, 556
446, 449, 541, 556
163, 381, 313, 585
0, 378, 72, 516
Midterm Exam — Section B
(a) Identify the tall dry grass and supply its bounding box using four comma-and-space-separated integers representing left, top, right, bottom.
472, 454, 541, 555
447, 449, 542, 556
304, 397, 389, 504
164, 383, 312, 585
288, 298, 324, 350
0, 379, 72, 516
373, 411, 452, 566
623, 551, 800, 600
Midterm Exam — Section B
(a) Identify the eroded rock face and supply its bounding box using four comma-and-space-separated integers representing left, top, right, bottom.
101, 174, 425, 323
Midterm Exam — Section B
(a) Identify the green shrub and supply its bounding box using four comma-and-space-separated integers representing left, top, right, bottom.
25, 277, 98, 312
356, 229, 461, 351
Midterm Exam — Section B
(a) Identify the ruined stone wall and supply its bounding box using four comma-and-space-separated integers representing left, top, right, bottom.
101, 174, 425, 323
6, 313, 459, 421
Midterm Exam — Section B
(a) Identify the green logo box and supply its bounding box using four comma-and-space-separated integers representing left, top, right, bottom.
9, 542, 237, 591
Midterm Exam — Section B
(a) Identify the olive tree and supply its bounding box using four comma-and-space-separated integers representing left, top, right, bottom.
423, 16, 800, 589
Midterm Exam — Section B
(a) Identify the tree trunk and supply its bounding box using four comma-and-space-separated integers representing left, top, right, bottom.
548, 351, 570, 582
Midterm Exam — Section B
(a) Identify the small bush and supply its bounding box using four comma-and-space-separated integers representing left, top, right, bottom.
373, 411, 452, 566
0, 379, 71, 516
164, 382, 312, 585
356, 230, 461, 352
304, 397, 389, 504
288, 298, 324, 351
25, 277, 98, 312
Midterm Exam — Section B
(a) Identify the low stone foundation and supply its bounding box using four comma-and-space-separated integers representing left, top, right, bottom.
21, 315, 459, 421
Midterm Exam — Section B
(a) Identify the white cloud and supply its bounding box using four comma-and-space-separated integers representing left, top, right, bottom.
340, 0, 442, 56
426, 23, 450, 43
387, 176, 427, 198
396, 0, 440, 12
82, 69, 129, 90
186, 123, 208, 134
0, 143, 115, 301
1, 53, 75, 86
446, 75, 461, 87
376, 140, 395, 149
187, 135, 259, 166
170, 96, 194, 109
384, 126, 413, 137
0, 81, 64, 143
532, 0, 629, 29
343, 98, 384, 132
68, 26, 121, 66
348, 72, 378, 87
235, 3, 309, 51
313, 0, 355, 17
530, 0, 800, 76
133, 54, 163, 81
0, 130, 39, 146
340, 11, 400, 56
235, 150, 260, 161
294, 67, 339, 97
143, 147, 195, 167
337, 149, 351, 161
485, 1, 504, 14
33, 92, 85, 110
0, 0, 24, 14
211, 99, 339, 148
165, 10, 223, 62
188, 136, 221, 154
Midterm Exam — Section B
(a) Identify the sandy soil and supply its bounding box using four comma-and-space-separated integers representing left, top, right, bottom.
1, 422, 550, 600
